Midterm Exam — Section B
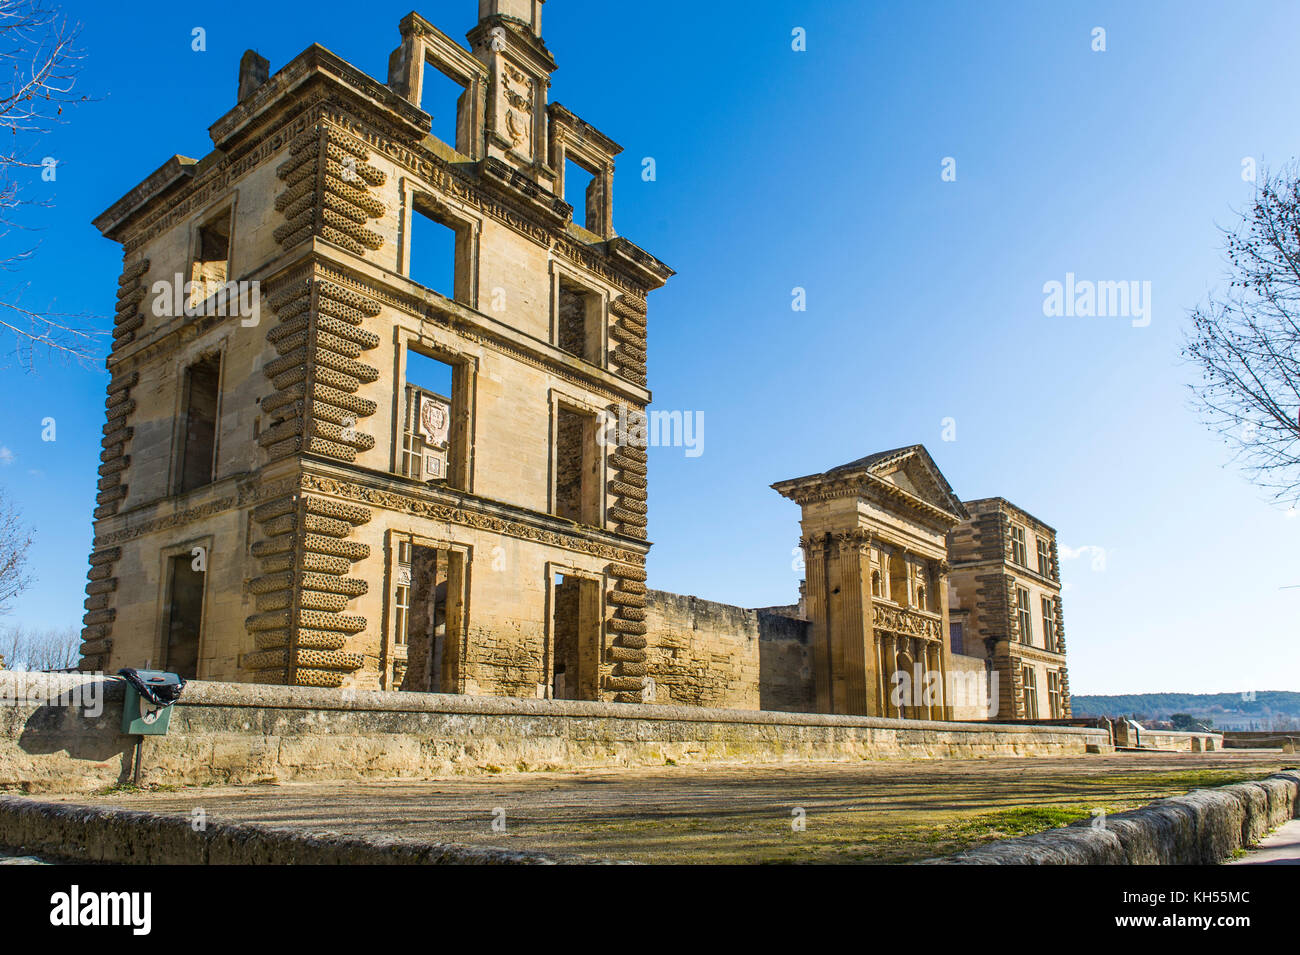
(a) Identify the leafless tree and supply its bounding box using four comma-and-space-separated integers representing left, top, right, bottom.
0, 0, 101, 366
0, 486, 32, 613
0, 624, 77, 670
1185, 162, 1300, 504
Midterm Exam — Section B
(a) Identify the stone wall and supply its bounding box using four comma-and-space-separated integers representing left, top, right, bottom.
925, 771, 1300, 865
0, 672, 1108, 794
1112, 722, 1223, 752
0, 795, 559, 864
643, 590, 812, 711
948, 652, 991, 721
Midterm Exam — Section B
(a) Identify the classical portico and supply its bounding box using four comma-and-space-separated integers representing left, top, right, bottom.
772, 446, 969, 719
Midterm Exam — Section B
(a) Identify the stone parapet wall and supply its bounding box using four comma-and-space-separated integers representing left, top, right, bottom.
924, 771, 1300, 865
0, 795, 559, 865
1, 672, 1106, 794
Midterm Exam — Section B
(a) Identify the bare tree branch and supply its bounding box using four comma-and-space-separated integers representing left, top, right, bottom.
1184, 162, 1300, 504
0, 484, 33, 612
0, 624, 79, 670
0, 0, 98, 368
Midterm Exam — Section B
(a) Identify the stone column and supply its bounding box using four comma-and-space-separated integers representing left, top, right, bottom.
873, 628, 887, 717
834, 529, 874, 715
801, 534, 833, 714
935, 558, 954, 720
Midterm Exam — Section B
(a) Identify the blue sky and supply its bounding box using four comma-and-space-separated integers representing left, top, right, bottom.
1, 0, 1297, 695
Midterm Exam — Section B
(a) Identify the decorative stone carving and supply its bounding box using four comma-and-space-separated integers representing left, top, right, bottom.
872, 604, 942, 640
242, 492, 373, 686
274, 125, 387, 257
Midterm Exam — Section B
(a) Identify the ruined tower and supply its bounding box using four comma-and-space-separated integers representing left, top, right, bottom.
80, 3, 672, 699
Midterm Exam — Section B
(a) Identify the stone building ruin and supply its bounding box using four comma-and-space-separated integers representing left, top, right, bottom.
78, 2, 1069, 723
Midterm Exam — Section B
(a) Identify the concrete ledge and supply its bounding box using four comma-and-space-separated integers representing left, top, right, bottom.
921, 770, 1300, 865
1137, 729, 1224, 753
0, 795, 562, 865
1224, 731, 1299, 752
3, 672, 1111, 793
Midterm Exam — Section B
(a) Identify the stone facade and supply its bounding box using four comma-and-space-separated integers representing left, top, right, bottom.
946, 497, 1071, 720
74, 5, 1070, 723
772, 446, 967, 719
77, 3, 672, 702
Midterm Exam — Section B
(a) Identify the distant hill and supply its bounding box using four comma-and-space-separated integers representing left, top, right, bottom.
1071, 691, 1300, 729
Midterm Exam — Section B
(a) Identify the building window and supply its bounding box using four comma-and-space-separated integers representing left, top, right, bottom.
400, 544, 464, 694
409, 196, 472, 305
562, 155, 610, 235
556, 276, 602, 363
1036, 537, 1052, 577
393, 584, 410, 647
190, 207, 231, 308
887, 550, 907, 605
550, 572, 600, 701
871, 570, 882, 597
1022, 665, 1038, 719
419, 61, 469, 149
1011, 524, 1027, 566
554, 405, 601, 525
402, 349, 462, 488
949, 621, 964, 655
1016, 586, 1032, 645
163, 553, 205, 680
1041, 596, 1056, 653
178, 354, 221, 493
1047, 670, 1062, 718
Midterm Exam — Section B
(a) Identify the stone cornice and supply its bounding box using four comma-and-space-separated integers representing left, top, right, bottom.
950, 556, 1061, 592
467, 15, 557, 74
209, 43, 430, 150
89, 463, 649, 567
549, 102, 623, 157
93, 156, 198, 239
774, 471, 963, 529
963, 496, 1058, 537
297, 465, 649, 564
1007, 642, 1069, 665
97, 58, 671, 296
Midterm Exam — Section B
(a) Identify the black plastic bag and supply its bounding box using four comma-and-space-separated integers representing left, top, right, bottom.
118, 668, 187, 708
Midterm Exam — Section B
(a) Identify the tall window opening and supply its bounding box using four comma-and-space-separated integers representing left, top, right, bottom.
1022, 665, 1039, 719
564, 157, 598, 232
419, 62, 467, 149
887, 550, 908, 605
1047, 670, 1062, 718
400, 544, 463, 694
550, 572, 600, 700
190, 208, 231, 307
164, 553, 205, 680
1041, 596, 1056, 652
409, 197, 471, 304
402, 349, 462, 488
1036, 537, 1052, 576
1016, 586, 1033, 645
1011, 524, 1028, 566
554, 405, 600, 525
178, 354, 221, 493
557, 276, 601, 363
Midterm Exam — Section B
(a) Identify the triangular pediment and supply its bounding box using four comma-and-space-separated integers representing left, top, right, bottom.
826, 445, 968, 519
